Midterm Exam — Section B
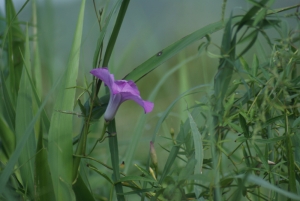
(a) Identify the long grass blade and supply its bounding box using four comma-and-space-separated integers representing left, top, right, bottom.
48, 1, 86, 200
15, 26, 35, 198
124, 17, 242, 82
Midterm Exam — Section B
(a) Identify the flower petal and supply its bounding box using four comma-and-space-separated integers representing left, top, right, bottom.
90, 67, 115, 90
119, 92, 154, 113
104, 93, 122, 121
114, 80, 140, 96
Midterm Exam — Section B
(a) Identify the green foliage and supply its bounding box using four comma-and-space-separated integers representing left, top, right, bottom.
0, 0, 300, 201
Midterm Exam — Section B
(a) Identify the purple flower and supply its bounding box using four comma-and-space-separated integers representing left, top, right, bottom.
90, 67, 154, 121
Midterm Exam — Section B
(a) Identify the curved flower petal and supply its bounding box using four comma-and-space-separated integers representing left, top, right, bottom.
119, 92, 154, 113
90, 68, 115, 90
90, 67, 154, 121
114, 80, 140, 96
104, 93, 122, 121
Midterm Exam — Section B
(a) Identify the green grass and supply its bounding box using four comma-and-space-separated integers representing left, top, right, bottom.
0, 0, 300, 200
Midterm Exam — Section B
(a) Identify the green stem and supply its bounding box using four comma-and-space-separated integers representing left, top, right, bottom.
96, 0, 130, 95
107, 119, 125, 201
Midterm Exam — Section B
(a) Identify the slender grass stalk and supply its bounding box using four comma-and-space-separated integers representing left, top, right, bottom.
107, 120, 125, 201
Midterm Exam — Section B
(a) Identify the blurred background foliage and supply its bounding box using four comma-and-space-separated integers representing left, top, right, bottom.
1, 0, 300, 200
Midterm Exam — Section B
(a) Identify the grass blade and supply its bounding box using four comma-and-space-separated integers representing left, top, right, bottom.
15, 26, 35, 198
108, 120, 125, 201
124, 17, 242, 82
48, 1, 85, 200
35, 121, 55, 201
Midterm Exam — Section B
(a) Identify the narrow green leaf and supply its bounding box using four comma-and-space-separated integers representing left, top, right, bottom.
118, 188, 158, 195
108, 120, 125, 201
102, 0, 130, 67
0, 70, 15, 129
253, 8, 267, 26
178, 158, 197, 183
72, 174, 95, 201
124, 17, 242, 82
35, 121, 55, 201
124, 56, 198, 174
188, 112, 204, 174
285, 113, 297, 194
92, 0, 123, 68
252, 54, 259, 77
239, 113, 250, 138
0, 70, 61, 195
116, 176, 157, 184
88, 165, 114, 184
153, 84, 210, 137
252, 143, 268, 170
213, 13, 235, 116
159, 124, 185, 184
0, 117, 15, 158
48, 1, 85, 200
4, 0, 26, 101
15, 26, 35, 198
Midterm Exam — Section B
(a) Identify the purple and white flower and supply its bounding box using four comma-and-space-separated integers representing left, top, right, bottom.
90, 68, 154, 121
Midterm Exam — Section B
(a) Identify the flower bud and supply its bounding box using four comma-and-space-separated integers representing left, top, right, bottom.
150, 141, 158, 167
149, 167, 157, 180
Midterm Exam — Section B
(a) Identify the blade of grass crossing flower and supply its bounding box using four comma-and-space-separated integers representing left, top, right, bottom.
108, 120, 125, 201
102, 0, 130, 67
124, 17, 242, 82
48, 1, 85, 200
15, 26, 35, 198
92, 0, 123, 68
95, 0, 130, 95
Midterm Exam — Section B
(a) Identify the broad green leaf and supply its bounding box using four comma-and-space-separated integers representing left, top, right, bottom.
48, 1, 85, 200
15, 26, 35, 198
